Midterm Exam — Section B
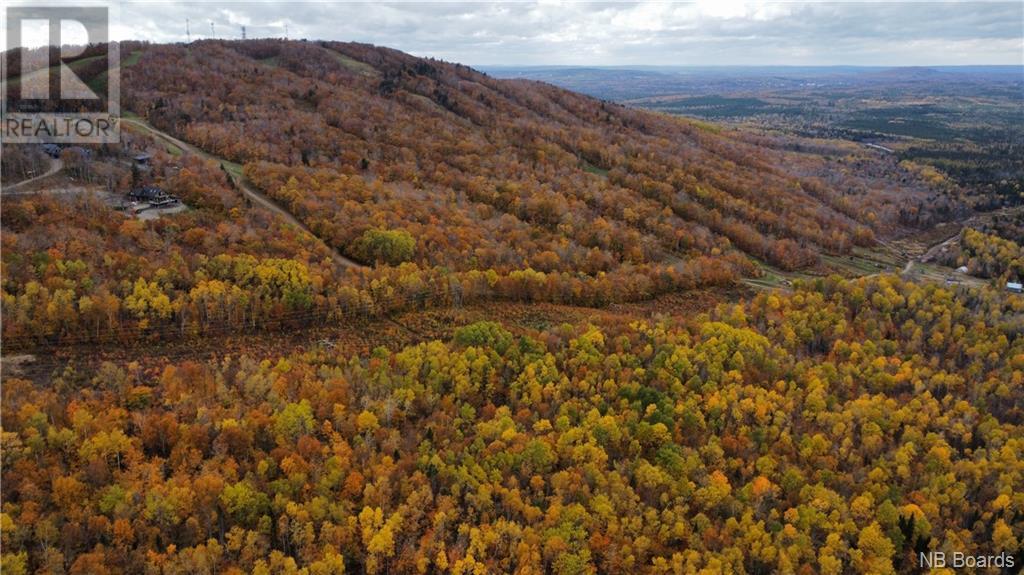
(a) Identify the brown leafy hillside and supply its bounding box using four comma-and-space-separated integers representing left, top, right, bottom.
125, 40, 934, 272
2, 39, 950, 348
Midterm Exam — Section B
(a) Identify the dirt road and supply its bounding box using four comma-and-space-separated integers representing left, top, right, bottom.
920, 233, 960, 264
123, 118, 363, 271
2, 157, 63, 194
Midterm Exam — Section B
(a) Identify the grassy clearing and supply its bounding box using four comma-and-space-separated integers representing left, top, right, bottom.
87, 73, 106, 95
686, 118, 724, 134
907, 262, 988, 288
747, 243, 908, 292
221, 160, 244, 180
122, 51, 143, 68
742, 256, 810, 292
742, 277, 789, 291
821, 254, 878, 275
852, 245, 902, 268
582, 160, 609, 177
325, 49, 377, 76
122, 119, 184, 156
6, 53, 108, 88
406, 92, 451, 115
8, 51, 137, 95
256, 49, 374, 76
820, 250, 896, 277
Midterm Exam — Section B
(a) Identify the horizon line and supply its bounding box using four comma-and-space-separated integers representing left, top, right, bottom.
473, 63, 1024, 68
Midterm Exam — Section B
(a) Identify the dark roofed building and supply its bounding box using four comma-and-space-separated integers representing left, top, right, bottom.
128, 186, 168, 202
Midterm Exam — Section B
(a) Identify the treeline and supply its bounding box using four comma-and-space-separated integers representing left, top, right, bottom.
1, 181, 743, 348
2, 276, 1022, 574
2, 242, 741, 347
943, 228, 1024, 281
902, 142, 1024, 209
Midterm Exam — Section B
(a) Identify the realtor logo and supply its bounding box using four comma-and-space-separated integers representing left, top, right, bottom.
2, 4, 120, 143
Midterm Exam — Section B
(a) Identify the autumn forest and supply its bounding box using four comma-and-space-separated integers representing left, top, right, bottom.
1, 37, 1022, 575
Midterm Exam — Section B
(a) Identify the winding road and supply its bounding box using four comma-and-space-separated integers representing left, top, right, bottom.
919, 233, 961, 265
123, 118, 363, 271
2, 157, 63, 194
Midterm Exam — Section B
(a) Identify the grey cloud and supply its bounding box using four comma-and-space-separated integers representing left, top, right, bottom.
101, 1, 1024, 65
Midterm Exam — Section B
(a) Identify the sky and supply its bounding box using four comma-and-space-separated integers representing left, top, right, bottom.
5, 1, 1024, 66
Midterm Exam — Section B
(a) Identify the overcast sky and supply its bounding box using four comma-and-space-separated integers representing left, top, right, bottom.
7, 1, 1024, 66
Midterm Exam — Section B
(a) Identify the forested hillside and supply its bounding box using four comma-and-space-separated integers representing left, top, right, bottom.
127, 39, 942, 269
3, 277, 1023, 573
2, 39, 1022, 575
1, 39, 958, 347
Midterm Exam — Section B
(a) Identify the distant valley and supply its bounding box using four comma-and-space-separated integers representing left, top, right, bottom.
484, 65, 1024, 215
